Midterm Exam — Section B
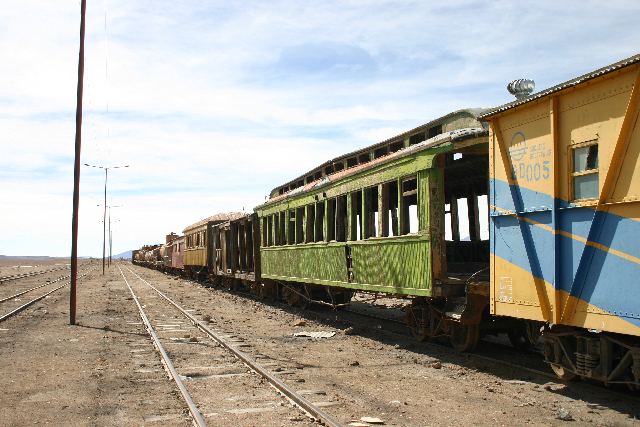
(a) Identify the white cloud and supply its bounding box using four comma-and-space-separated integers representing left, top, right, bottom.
1, 0, 639, 256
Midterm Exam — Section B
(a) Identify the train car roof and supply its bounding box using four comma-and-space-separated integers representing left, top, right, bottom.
479, 53, 640, 120
256, 123, 488, 209
259, 108, 490, 208
183, 212, 245, 233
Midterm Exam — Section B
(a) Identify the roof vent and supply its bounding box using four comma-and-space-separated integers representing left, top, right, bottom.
507, 79, 535, 99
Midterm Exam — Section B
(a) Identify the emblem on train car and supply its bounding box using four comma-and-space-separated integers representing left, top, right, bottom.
509, 132, 527, 161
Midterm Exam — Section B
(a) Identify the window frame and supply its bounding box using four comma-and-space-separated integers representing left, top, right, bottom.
569, 139, 599, 202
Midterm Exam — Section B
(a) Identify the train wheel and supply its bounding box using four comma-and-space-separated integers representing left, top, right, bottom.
404, 298, 430, 341
297, 285, 310, 310
449, 323, 480, 352
550, 364, 576, 380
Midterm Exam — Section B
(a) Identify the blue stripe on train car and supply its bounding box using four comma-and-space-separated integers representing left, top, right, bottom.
491, 178, 640, 327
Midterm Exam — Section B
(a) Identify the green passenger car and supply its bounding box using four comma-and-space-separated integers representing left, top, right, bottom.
254, 110, 492, 348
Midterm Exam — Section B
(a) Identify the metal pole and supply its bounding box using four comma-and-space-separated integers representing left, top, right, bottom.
108, 208, 111, 266
70, 0, 86, 325
103, 168, 108, 275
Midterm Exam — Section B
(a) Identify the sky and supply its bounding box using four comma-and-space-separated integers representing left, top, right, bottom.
1, 1, 639, 257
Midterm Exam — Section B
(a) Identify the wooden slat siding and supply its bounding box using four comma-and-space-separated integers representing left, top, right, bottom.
350, 237, 431, 292
262, 244, 348, 283
261, 236, 432, 295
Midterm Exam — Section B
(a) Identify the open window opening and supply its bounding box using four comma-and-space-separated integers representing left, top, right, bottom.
326, 198, 336, 241
306, 205, 315, 243
358, 153, 370, 165
246, 219, 254, 271
443, 151, 490, 276
351, 191, 362, 240
325, 165, 335, 176
314, 171, 322, 181
401, 177, 418, 234
278, 212, 285, 246
336, 194, 347, 242
237, 222, 246, 272
295, 207, 304, 244
315, 201, 325, 242
428, 125, 442, 139
288, 209, 296, 245
389, 141, 404, 153
364, 186, 378, 238
374, 147, 388, 159
224, 228, 232, 273
379, 181, 399, 237
334, 162, 344, 172
347, 157, 358, 168
409, 132, 426, 146
306, 175, 314, 184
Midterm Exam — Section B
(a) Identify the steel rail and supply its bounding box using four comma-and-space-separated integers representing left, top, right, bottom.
0, 266, 95, 304
124, 264, 344, 427
117, 265, 207, 427
0, 266, 71, 283
0, 267, 96, 322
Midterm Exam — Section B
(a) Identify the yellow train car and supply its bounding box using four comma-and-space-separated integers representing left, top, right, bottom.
480, 54, 640, 385
183, 212, 244, 280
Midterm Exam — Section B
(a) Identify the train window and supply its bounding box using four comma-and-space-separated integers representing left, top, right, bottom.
364, 186, 378, 238
306, 205, 315, 243
262, 217, 267, 247
347, 157, 358, 168
297, 180, 304, 188
571, 142, 599, 200
334, 162, 344, 172
401, 177, 418, 234
288, 209, 296, 245
409, 132, 426, 146
380, 181, 399, 237
314, 171, 322, 181
306, 175, 314, 184
389, 141, 403, 153
278, 212, 285, 246
336, 194, 347, 242
358, 153, 370, 164
315, 201, 325, 242
428, 125, 442, 139
325, 165, 335, 175
246, 220, 254, 270
350, 191, 363, 240
296, 207, 304, 244
327, 198, 336, 241
374, 146, 388, 159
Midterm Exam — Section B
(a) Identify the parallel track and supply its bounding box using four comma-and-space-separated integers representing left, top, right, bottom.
119, 263, 344, 427
0, 267, 97, 322
0, 265, 72, 284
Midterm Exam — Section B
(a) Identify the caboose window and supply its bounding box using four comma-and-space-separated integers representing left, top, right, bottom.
571, 142, 599, 200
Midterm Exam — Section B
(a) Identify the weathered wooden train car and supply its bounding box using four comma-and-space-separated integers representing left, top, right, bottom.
183, 212, 244, 280
209, 213, 262, 293
480, 54, 640, 385
171, 235, 185, 275
255, 109, 498, 350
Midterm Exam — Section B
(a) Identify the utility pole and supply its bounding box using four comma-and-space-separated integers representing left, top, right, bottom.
70, 0, 87, 325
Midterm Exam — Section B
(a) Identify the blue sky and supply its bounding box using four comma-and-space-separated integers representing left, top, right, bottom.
1, 1, 639, 257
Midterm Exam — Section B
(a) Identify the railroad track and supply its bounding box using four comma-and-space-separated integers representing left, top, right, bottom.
0, 265, 73, 284
118, 263, 344, 427
0, 266, 97, 322
167, 271, 640, 405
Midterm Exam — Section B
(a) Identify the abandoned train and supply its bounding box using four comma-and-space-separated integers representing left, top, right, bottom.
133, 54, 640, 387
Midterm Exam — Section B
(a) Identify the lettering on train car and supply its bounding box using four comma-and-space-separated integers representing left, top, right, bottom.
509, 132, 550, 182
